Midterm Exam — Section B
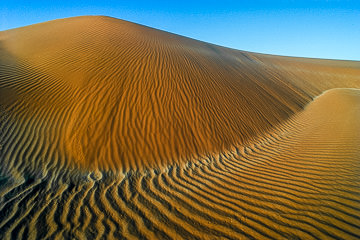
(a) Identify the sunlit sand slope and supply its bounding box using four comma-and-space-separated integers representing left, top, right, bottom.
0, 16, 360, 239
0, 88, 359, 239
1, 16, 359, 170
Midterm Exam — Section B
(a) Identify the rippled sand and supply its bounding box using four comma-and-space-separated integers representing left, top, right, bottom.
0, 16, 359, 239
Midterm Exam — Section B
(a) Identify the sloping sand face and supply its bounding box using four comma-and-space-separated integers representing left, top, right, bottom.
1, 16, 306, 171
2, 16, 359, 171
0, 16, 360, 239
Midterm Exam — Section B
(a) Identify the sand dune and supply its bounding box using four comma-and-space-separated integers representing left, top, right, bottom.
0, 16, 360, 239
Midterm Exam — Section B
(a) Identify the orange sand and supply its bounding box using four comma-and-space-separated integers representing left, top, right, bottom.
0, 16, 359, 239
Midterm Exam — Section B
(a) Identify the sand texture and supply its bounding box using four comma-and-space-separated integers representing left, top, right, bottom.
0, 16, 360, 239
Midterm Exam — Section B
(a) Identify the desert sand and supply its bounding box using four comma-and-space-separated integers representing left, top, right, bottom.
0, 16, 359, 239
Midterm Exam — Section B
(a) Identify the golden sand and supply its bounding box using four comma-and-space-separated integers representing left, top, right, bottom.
0, 16, 359, 239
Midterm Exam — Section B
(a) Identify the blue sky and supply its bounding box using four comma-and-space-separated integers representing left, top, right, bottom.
1, 1, 359, 60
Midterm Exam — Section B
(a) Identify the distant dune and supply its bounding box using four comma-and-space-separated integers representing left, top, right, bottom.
0, 16, 359, 239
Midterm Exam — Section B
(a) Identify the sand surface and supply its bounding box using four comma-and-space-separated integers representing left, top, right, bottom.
0, 16, 360, 239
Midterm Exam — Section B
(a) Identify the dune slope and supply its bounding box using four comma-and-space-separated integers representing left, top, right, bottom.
0, 16, 360, 239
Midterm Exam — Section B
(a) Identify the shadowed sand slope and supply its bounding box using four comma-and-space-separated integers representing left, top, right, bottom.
0, 16, 360, 239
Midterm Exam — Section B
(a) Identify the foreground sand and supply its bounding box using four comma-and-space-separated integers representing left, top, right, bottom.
0, 16, 359, 239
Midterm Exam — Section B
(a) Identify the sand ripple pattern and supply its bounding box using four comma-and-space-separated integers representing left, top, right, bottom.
1, 88, 360, 239
1, 16, 360, 239
2, 16, 359, 170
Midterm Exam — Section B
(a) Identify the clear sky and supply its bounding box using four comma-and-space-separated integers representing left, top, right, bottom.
1, 1, 359, 60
